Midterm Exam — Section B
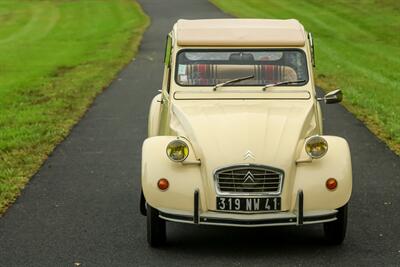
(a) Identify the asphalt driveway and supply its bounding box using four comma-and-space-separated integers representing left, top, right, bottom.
0, 0, 399, 266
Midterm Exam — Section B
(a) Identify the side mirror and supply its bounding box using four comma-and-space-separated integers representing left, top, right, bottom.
318, 89, 343, 104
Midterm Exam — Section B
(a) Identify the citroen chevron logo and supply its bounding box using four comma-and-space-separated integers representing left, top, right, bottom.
243, 150, 255, 160
243, 171, 255, 183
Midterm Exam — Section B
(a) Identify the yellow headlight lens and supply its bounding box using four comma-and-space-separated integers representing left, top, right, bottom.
166, 140, 189, 162
305, 136, 328, 159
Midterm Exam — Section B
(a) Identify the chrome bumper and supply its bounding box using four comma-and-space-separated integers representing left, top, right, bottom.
158, 190, 338, 227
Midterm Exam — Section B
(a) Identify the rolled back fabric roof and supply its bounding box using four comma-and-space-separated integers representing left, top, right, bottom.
176, 19, 306, 47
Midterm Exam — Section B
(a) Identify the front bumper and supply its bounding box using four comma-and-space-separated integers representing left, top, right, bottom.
158, 190, 338, 227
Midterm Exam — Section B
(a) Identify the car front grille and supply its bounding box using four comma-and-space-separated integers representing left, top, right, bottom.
214, 164, 283, 194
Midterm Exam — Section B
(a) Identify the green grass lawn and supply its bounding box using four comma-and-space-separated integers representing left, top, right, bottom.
211, 0, 400, 155
0, 0, 148, 214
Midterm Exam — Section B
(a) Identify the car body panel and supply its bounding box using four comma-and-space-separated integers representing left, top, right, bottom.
141, 19, 352, 227
142, 135, 352, 214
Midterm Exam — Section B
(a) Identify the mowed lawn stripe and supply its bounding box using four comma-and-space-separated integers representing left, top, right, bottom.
0, 0, 149, 214
211, 0, 400, 154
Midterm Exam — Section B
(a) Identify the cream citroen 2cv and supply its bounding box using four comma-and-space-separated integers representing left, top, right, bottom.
140, 19, 352, 247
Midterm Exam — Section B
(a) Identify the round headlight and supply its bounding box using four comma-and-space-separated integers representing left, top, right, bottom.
166, 139, 189, 162
305, 136, 328, 159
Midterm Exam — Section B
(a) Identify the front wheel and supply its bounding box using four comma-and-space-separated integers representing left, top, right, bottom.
147, 205, 166, 247
323, 204, 348, 245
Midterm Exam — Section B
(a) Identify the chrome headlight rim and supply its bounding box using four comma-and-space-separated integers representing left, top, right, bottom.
305, 135, 328, 159
166, 139, 189, 162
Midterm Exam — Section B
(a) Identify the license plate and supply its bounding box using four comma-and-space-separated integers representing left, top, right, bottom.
216, 197, 281, 212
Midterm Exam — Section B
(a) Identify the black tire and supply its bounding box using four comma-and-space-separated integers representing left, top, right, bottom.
140, 190, 147, 216
147, 205, 166, 247
323, 204, 348, 245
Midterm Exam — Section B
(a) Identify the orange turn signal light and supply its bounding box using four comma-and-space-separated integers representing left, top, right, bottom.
326, 178, 338, 190
157, 178, 169, 191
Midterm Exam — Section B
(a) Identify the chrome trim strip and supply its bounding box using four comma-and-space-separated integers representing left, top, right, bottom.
295, 157, 313, 164
181, 160, 201, 165
213, 163, 284, 196
159, 210, 337, 228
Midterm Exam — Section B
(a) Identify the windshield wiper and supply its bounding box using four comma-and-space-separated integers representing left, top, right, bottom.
262, 79, 306, 91
213, 75, 255, 91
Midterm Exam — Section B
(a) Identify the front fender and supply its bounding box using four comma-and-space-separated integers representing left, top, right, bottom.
141, 136, 204, 212
292, 136, 352, 210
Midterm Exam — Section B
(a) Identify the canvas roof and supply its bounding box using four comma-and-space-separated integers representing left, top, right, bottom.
175, 19, 306, 47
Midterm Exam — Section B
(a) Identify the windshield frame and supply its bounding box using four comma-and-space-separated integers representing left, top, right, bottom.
174, 48, 310, 88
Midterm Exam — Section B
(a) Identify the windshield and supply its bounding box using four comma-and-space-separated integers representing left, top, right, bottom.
175, 49, 308, 87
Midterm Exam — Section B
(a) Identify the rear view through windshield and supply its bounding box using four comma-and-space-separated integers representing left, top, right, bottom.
175, 50, 308, 86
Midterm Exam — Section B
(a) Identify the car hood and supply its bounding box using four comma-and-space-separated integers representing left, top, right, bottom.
170, 100, 317, 174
